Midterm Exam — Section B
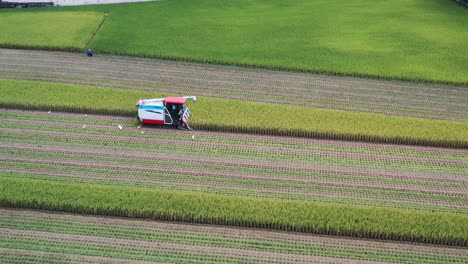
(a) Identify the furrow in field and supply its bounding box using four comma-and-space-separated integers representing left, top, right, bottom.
0, 209, 466, 264
1, 49, 467, 121
2, 108, 467, 159
0, 227, 379, 264
2, 113, 467, 180
4, 60, 460, 102
2, 137, 467, 184
2, 143, 468, 184
0, 248, 165, 264
2, 153, 468, 199
2, 117, 467, 168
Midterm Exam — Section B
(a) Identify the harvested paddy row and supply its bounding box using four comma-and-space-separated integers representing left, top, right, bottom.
1, 109, 467, 213
1, 49, 467, 121
0, 208, 466, 264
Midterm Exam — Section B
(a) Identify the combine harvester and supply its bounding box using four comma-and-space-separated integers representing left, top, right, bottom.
136, 96, 197, 130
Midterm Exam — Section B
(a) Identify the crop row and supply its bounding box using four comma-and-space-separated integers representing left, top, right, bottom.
1, 110, 467, 245
0, 110, 466, 213
2, 109, 466, 161
0, 49, 467, 121
1, 110, 466, 174
2, 123, 466, 174
1, 177, 467, 246
1, 79, 467, 148
3, 108, 467, 160
0, 208, 466, 264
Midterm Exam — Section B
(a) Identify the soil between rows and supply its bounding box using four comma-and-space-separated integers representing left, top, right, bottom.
2, 131, 467, 184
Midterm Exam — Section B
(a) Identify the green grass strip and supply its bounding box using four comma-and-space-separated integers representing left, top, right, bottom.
1, 78, 467, 148
0, 177, 467, 246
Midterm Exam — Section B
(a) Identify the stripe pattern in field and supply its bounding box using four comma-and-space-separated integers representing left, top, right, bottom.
0, 208, 466, 264
1, 109, 467, 214
0, 49, 467, 122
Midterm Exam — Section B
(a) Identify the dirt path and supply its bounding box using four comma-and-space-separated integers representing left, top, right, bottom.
1, 49, 467, 121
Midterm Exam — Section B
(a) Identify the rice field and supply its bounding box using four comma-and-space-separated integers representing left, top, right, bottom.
2, 0, 467, 83
0, 12, 106, 50
1, 108, 467, 213
1, 208, 466, 264
0, 48, 467, 262
1, 49, 466, 122
1, 49, 468, 148
0, 109, 467, 248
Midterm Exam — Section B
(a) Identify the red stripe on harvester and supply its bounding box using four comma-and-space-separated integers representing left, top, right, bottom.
141, 119, 165, 125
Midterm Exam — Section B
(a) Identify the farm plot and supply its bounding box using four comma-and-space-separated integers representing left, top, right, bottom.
0, 13, 106, 51
1, 49, 467, 122
1, 108, 467, 215
0, 208, 466, 264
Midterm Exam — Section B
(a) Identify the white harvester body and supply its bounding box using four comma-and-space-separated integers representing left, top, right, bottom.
136, 96, 196, 129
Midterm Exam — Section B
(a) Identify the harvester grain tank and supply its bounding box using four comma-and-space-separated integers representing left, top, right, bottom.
136, 96, 196, 130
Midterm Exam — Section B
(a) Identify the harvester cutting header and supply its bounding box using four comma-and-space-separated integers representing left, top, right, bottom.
136, 96, 197, 130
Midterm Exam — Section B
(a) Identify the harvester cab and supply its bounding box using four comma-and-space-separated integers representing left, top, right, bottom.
136, 96, 197, 130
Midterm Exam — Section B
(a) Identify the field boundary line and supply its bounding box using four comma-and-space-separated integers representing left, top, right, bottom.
455, 0, 468, 8
85, 12, 110, 50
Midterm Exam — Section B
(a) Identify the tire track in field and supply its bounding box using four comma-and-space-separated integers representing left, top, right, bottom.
1, 49, 467, 121
0, 248, 162, 264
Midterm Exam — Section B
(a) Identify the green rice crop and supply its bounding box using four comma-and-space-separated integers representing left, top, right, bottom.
1, 78, 467, 147
2, 0, 467, 83
1, 209, 465, 264
0, 11, 106, 50
0, 177, 467, 246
